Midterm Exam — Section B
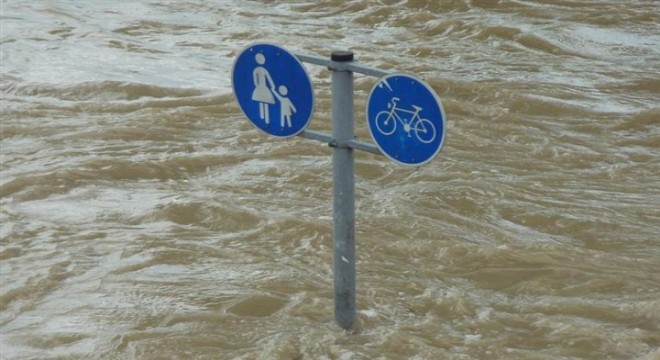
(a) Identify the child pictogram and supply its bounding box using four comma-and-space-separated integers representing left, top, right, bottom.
272, 85, 296, 128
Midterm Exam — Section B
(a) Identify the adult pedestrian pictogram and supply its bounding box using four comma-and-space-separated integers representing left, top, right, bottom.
232, 43, 314, 138
251, 53, 276, 124
366, 74, 446, 166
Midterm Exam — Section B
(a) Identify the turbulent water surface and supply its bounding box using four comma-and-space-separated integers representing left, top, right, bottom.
1, 0, 659, 359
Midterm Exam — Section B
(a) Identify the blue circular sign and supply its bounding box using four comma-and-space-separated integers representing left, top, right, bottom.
366, 74, 446, 166
232, 43, 314, 138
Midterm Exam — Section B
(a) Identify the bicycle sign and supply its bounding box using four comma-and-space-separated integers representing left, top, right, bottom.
366, 74, 446, 166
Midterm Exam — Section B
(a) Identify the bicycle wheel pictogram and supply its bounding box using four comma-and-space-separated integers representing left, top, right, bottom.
413, 118, 436, 144
375, 111, 396, 135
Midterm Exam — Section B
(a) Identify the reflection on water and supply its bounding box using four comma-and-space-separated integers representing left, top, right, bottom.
1, 0, 659, 359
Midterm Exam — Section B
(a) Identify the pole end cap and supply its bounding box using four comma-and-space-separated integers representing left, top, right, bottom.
331, 51, 354, 62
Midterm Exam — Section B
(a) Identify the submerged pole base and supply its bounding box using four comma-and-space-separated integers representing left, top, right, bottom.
335, 287, 355, 330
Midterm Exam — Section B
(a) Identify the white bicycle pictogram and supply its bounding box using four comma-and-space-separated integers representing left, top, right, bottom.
375, 97, 436, 144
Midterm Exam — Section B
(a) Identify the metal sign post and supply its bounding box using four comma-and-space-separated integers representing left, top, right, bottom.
231, 44, 446, 330
329, 51, 356, 329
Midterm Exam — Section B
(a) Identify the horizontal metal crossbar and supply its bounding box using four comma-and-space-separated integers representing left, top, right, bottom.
295, 53, 391, 78
299, 130, 381, 155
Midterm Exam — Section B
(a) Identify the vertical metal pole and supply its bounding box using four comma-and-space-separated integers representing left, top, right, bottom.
330, 50, 355, 330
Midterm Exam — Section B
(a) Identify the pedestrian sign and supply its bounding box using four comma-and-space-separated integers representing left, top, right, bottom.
232, 43, 315, 138
366, 74, 446, 166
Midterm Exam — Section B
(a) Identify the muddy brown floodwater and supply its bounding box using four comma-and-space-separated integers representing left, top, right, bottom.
1, 1, 659, 359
